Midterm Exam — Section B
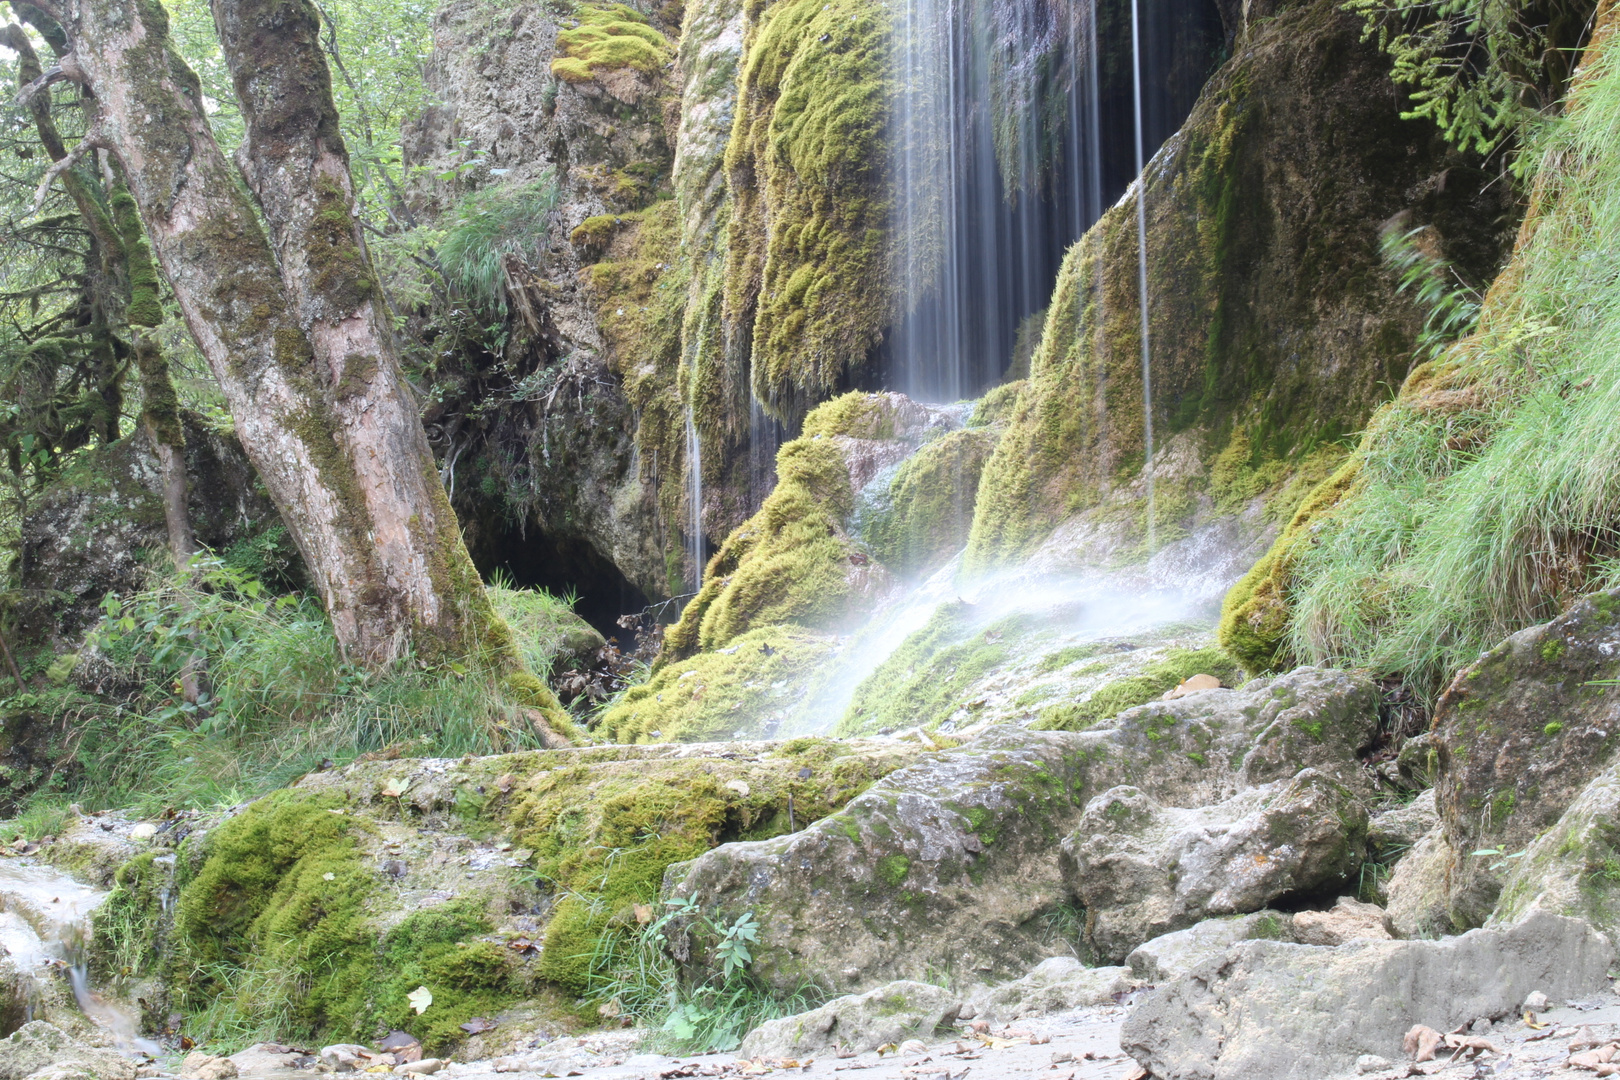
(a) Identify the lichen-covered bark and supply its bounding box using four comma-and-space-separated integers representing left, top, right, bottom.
60, 0, 517, 670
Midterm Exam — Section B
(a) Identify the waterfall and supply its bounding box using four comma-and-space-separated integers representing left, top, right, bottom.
1130, 0, 1156, 551
886, 0, 1226, 407
684, 406, 706, 590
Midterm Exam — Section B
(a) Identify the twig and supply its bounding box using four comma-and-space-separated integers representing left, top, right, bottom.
30, 126, 103, 216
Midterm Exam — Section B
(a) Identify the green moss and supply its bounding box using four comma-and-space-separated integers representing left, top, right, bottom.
1541, 637, 1568, 662
112, 188, 164, 329
507, 742, 902, 992
722, 0, 892, 425
92, 851, 169, 979
662, 434, 867, 658
600, 625, 837, 742
1034, 647, 1244, 731
1217, 455, 1362, 673
1544, 721, 1565, 736
968, 381, 1026, 428
837, 605, 1024, 735
875, 853, 911, 887
801, 392, 906, 440
551, 4, 673, 83
862, 428, 998, 578
306, 175, 374, 316
585, 200, 691, 591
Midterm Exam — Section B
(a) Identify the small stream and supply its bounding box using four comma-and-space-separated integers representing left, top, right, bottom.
0, 857, 159, 1055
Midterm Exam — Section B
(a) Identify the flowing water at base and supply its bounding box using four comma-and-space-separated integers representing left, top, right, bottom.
0, 858, 160, 1055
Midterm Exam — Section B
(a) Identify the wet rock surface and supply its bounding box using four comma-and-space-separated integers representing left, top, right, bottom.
736, 980, 962, 1059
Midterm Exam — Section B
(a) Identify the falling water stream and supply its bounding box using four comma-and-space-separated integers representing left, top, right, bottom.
0, 858, 160, 1056
1130, 0, 1157, 552
684, 406, 706, 590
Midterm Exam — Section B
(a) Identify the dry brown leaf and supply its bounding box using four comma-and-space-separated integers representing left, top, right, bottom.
1403, 1024, 1444, 1062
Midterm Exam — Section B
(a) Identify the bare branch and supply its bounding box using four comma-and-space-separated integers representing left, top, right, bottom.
29, 124, 103, 216
16, 64, 68, 105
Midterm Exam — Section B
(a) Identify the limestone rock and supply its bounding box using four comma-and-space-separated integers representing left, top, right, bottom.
1489, 758, 1620, 932
318, 1045, 368, 1072
1367, 789, 1439, 859
176, 1054, 237, 1080
737, 981, 961, 1059
1428, 589, 1620, 927
1384, 825, 1456, 939
665, 667, 1378, 992
966, 957, 1140, 1022
1120, 910, 1614, 1080
0, 1022, 136, 1080
225, 1045, 304, 1077
1292, 898, 1394, 946
1126, 911, 1295, 982
1062, 769, 1369, 961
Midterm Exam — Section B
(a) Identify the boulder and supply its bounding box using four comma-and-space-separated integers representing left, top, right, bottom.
1428, 589, 1620, 927
1125, 911, 1295, 982
1291, 898, 1394, 946
1367, 789, 1439, 859
1490, 759, 1620, 932
0, 1022, 135, 1080
665, 667, 1378, 992
965, 957, 1140, 1022
1383, 826, 1456, 939
736, 980, 961, 1059
1061, 769, 1369, 961
1120, 910, 1614, 1080
177, 1054, 237, 1080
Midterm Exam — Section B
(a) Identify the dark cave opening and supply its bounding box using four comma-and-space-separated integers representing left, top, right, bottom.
465, 518, 650, 644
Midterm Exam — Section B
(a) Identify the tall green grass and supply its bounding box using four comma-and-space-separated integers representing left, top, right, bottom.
1284, 41, 1620, 694
435, 174, 561, 315
6, 558, 583, 823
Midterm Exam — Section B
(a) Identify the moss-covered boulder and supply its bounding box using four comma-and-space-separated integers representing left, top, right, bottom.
965, 0, 1509, 573
19, 411, 293, 645
95, 739, 922, 1054
665, 667, 1378, 993
1420, 589, 1620, 929
597, 625, 839, 742
858, 428, 998, 579
662, 393, 967, 661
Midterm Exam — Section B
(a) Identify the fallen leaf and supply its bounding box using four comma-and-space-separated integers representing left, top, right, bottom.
382, 777, 411, 798
459, 1016, 498, 1034
978, 1035, 1027, 1050
877, 1044, 900, 1057
1523, 1010, 1547, 1029
496, 774, 515, 793
635, 904, 654, 925
1403, 1024, 1444, 1062
726, 779, 752, 797
406, 985, 433, 1014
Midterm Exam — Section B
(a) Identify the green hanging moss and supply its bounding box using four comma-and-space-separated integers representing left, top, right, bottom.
585, 199, 691, 597
112, 189, 164, 329
722, 0, 893, 426
800, 390, 910, 440
551, 4, 673, 84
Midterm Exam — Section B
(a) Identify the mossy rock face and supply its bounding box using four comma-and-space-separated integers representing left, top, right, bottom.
99, 739, 921, 1052
722, 0, 893, 427
857, 428, 999, 579
667, 667, 1379, 993
551, 3, 674, 85
1034, 647, 1246, 732
661, 428, 893, 659
964, 0, 1511, 572
19, 411, 294, 646
1421, 590, 1620, 929
598, 624, 839, 742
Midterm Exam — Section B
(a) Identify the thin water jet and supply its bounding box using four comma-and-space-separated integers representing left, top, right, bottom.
1130, 0, 1157, 553
684, 405, 706, 590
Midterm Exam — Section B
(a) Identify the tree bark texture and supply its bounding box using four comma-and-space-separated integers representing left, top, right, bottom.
57, 0, 513, 669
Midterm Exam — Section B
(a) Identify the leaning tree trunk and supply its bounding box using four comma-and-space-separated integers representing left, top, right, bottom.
54, 0, 533, 677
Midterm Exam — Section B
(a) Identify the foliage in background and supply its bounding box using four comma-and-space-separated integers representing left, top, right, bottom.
1, 559, 584, 819
1279, 36, 1620, 695
1342, 0, 1596, 157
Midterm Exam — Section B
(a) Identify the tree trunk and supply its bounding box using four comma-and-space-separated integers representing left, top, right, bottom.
57, 0, 526, 674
